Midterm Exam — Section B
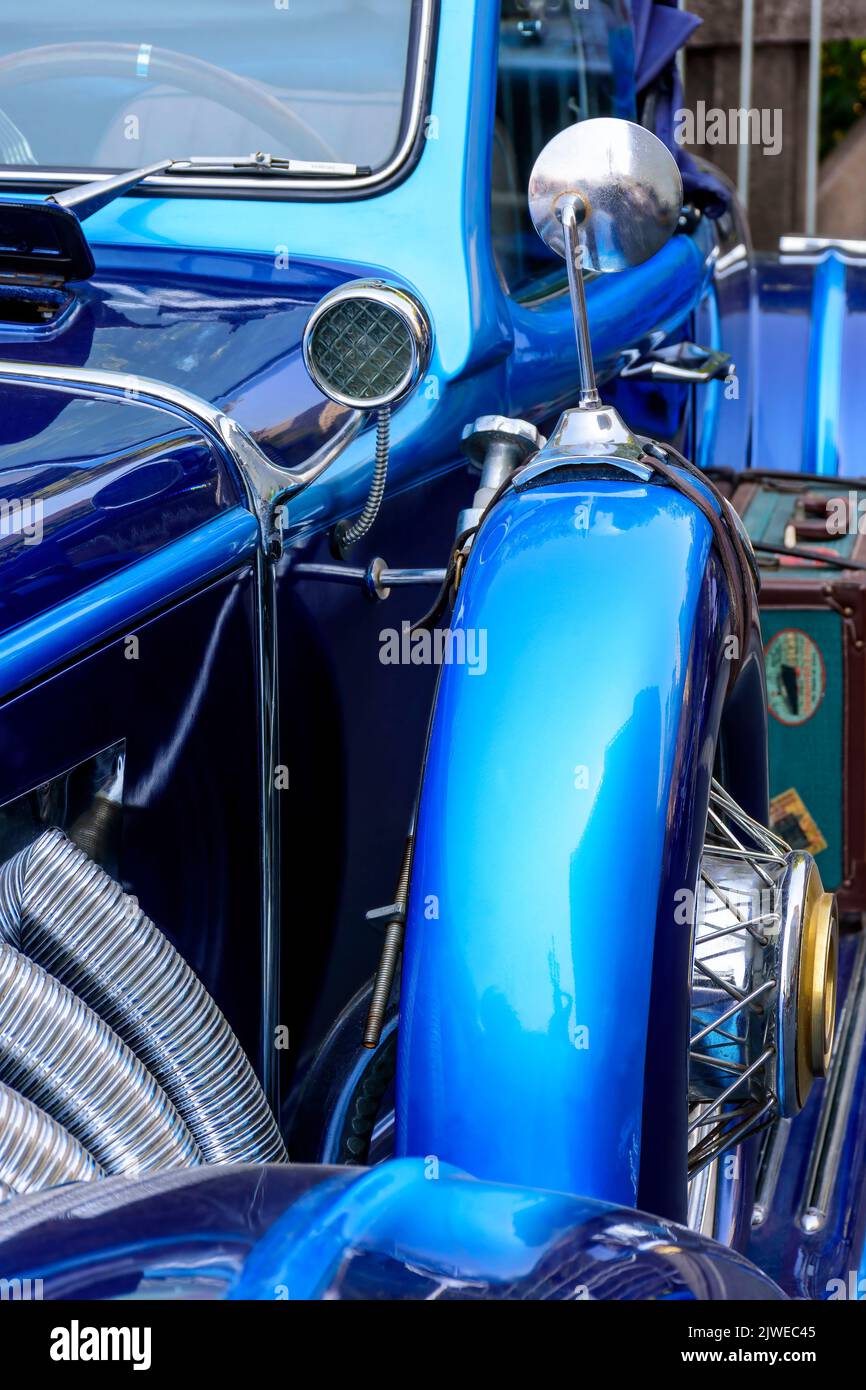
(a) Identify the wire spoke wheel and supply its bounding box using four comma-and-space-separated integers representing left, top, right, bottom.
327, 784, 839, 1246
687, 780, 838, 1238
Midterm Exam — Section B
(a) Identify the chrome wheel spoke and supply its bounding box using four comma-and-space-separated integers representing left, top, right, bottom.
688, 788, 792, 1182
687, 782, 837, 1243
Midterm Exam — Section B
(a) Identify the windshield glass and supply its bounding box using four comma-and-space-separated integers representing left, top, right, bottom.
494, 0, 636, 297
0, 0, 418, 174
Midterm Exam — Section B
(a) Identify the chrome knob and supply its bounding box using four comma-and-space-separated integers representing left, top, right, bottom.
461, 415, 544, 479
457, 416, 545, 538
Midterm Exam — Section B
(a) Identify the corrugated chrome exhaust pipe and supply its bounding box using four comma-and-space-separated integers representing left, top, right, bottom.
0, 1080, 104, 1199
0, 942, 201, 1175
0, 830, 286, 1164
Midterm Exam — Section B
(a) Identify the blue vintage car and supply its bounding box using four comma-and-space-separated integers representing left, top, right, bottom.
0, 0, 859, 1306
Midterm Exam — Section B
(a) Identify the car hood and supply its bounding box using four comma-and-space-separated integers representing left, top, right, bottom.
0, 244, 383, 644
0, 243, 369, 469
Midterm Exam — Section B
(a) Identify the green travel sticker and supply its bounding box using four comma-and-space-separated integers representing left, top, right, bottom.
765, 628, 826, 725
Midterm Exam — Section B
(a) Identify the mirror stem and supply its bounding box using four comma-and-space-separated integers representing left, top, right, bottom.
561, 198, 600, 408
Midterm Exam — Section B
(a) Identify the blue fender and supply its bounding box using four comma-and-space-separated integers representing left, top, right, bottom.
395, 471, 749, 1219
227, 1158, 786, 1301
0, 1159, 785, 1301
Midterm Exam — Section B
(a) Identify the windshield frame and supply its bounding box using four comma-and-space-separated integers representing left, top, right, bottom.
0, 0, 438, 201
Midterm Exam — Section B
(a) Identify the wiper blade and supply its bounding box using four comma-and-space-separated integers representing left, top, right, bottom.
45, 151, 369, 227
168, 153, 370, 178
17, 148, 365, 287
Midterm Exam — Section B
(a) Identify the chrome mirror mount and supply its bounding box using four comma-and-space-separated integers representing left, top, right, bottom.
528, 118, 683, 434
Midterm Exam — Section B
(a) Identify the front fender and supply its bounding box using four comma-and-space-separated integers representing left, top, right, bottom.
0, 1159, 785, 1301
396, 472, 744, 1217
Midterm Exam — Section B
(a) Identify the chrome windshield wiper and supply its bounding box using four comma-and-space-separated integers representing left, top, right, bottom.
9, 149, 365, 287
168, 152, 370, 177
48, 152, 368, 223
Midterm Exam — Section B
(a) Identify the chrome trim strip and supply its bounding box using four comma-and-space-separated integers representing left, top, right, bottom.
751, 1117, 792, 1229
0, 0, 436, 199
780, 235, 866, 259
799, 933, 866, 1233
0, 360, 363, 553
688, 1113, 752, 1249
0, 358, 360, 1118
255, 545, 280, 1112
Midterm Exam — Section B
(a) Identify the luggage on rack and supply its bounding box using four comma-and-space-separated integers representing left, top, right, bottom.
721, 469, 866, 915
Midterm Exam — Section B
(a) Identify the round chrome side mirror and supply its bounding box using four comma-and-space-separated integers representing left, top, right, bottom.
527, 119, 682, 407
528, 117, 683, 273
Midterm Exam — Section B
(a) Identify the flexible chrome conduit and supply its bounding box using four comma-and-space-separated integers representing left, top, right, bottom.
0, 1080, 104, 1197
334, 406, 391, 551
0, 942, 200, 1174
0, 830, 286, 1164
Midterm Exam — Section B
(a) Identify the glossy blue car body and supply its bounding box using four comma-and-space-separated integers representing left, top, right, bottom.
398, 479, 727, 1212
0, 0, 862, 1301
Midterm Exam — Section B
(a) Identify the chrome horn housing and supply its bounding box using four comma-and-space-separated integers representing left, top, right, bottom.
688, 781, 838, 1177
302, 278, 432, 411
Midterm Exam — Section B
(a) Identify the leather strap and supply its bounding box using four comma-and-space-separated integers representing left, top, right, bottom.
641, 441, 755, 689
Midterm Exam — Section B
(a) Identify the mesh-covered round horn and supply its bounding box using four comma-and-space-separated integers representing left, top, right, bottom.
302, 278, 432, 410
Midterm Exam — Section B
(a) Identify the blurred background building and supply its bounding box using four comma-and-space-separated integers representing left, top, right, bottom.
683, 0, 866, 246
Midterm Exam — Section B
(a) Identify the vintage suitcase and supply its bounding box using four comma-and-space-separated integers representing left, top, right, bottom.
720, 469, 866, 915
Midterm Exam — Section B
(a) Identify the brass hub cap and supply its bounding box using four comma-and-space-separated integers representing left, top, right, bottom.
796, 866, 838, 1105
